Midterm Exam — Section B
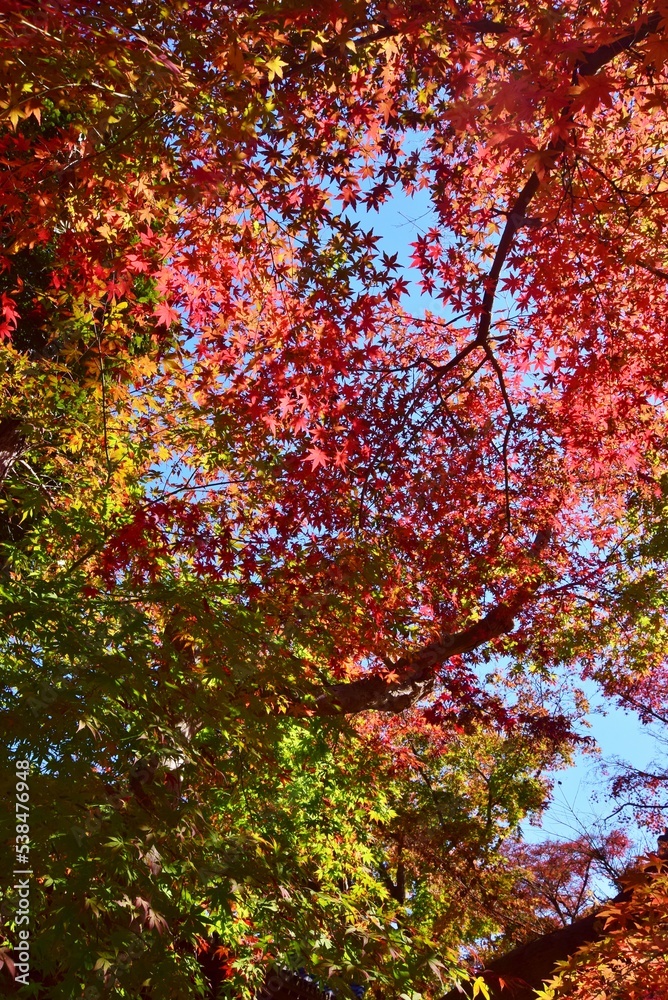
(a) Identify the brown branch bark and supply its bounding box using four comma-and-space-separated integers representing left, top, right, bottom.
306, 530, 551, 717
634, 258, 668, 282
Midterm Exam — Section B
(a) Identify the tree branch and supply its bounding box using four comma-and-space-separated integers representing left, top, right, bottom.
575, 12, 662, 79
0, 416, 26, 484
306, 530, 551, 716
430, 10, 662, 378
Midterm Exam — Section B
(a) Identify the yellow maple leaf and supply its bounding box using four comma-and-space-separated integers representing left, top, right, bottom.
265, 56, 287, 82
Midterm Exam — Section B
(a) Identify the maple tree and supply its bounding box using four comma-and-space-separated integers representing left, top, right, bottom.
491, 831, 633, 950
3, 0, 668, 997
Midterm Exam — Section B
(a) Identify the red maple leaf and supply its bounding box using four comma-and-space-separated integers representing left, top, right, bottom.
303, 446, 329, 470
153, 302, 181, 327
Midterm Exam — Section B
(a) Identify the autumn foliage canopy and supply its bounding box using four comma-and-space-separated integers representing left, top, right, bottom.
2, 0, 668, 997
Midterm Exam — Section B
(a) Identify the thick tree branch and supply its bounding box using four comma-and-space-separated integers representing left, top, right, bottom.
634, 258, 668, 282
440, 887, 633, 1000
576, 12, 662, 79
308, 530, 551, 716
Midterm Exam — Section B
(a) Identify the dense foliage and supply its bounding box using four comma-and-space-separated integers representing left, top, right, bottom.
2, 1, 668, 997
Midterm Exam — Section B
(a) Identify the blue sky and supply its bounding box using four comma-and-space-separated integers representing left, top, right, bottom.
532, 681, 660, 850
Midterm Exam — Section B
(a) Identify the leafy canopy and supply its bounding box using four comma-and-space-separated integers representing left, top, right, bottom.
2, 1, 668, 997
